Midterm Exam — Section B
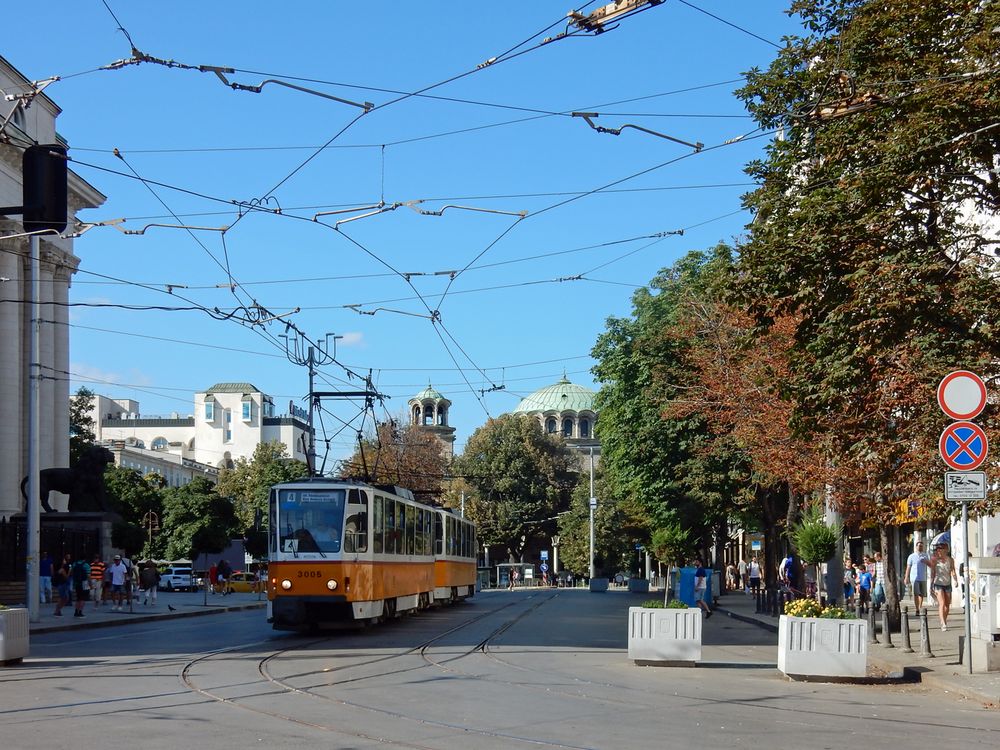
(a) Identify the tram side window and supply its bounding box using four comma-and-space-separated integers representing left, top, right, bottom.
405, 505, 415, 555
461, 523, 468, 558
434, 513, 443, 555
373, 496, 384, 553
448, 517, 456, 556
426, 512, 434, 554
416, 509, 425, 555
345, 490, 368, 553
396, 501, 406, 556
268, 491, 277, 556
386, 499, 397, 554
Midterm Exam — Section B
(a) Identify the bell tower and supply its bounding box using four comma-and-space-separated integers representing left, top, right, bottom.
408, 385, 456, 457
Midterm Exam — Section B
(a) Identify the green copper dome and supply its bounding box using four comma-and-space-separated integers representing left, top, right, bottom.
410, 384, 446, 402
512, 376, 596, 414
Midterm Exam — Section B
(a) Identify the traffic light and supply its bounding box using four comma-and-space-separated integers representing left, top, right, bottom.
22, 144, 68, 233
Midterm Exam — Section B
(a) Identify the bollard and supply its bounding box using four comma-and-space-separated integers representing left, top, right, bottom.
918, 608, 935, 658
855, 600, 863, 620
881, 607, 894, 648
868, 606, 879, 644
900, 606, 914, 653
754, 588, 762, 614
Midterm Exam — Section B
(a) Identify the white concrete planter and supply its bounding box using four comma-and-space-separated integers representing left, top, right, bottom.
589, 577, 609, 592
0, 608, 29, 665
627, 578, 650, 593
628, 606, 702, 663
778, 614, 867, 678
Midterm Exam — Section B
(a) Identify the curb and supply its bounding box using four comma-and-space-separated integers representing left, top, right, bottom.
29, 602, 267, 635
716, 606, 778, 633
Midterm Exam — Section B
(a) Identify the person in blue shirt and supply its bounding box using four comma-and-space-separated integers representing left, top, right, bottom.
693, 558, 712, 619
856, 564, 873, 614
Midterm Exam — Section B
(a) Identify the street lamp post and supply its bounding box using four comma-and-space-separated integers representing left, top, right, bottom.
589, 446, 596, 580
142, 511, 160, 549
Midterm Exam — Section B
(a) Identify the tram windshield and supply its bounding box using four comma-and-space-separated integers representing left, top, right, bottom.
275, 488, 346, 555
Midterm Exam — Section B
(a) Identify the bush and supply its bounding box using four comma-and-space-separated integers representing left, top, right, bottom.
665, 599, 689, 609
788, 507, 840, 566
641, 599, 664, 608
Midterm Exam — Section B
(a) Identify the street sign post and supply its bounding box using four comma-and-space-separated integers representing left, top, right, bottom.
937, 370, 987, 420
938, 421, 988, 471
936, 370, 988, 675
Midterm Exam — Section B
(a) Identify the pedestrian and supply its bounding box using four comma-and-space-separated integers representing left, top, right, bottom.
139, 561, 160, 605
39, 551, 53, 604
931, 543, 959, 631
748, 557, 762, 596
108, 554, 128, 610
737, 557, 748, 593
209, 562, 218, 594
52, 556, 71, 617
903, 541, 931, 613
90, 554, 106, 609
843, 560, 855, 607
509, 568, 519, 590
693, 558, 712, 619
872, 551, 886, 611
218, 559, 233, 595
565, 572, 573, 588
780, 553, 797, 599
856, 563, 872, 614
726, 562, 737, 592
70, 556, 91, 618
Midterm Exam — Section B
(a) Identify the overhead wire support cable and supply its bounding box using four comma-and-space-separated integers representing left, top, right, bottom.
571, 111, 703, 150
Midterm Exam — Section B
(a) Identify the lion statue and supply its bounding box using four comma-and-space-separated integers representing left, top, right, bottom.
20, 445, 115, 513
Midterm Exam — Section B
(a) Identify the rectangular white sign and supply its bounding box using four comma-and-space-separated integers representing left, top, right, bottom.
944, 471, 987, 501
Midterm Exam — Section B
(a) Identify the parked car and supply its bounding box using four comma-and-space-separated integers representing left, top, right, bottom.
159, 566, 193, 591
224, 571, 262, 594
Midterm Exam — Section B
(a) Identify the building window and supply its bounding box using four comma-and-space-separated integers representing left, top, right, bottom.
151, 437, 168, 451
224, 409, 232, 443
204, 400, 215, 421
263, 398, 275, 418
562, 418, 573, 437
579, 419, 590, 439
242, 400, 252, 421
545, 417, 557, 434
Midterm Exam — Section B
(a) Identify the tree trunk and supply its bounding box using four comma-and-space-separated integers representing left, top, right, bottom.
759, 483, 783, 590
879, 523, 901, 629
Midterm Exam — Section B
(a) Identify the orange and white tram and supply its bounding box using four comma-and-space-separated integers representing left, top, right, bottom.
266, 478, 476, 630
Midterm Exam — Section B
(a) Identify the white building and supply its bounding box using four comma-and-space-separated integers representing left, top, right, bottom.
91, 382, 310, 470
0, 56, 106, 519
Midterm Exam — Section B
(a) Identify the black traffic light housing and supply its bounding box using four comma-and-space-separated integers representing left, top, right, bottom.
22, 144, 68, 233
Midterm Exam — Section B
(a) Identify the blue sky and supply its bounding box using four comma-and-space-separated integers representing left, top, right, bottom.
4, 1, 801, 461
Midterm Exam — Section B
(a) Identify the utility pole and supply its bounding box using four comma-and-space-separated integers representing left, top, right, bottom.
26, 234, 41, 623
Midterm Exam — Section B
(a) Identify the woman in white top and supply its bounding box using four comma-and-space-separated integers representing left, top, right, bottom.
931, 544, 958, 631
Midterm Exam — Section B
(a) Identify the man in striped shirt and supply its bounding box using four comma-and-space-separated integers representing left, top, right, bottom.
872, 551, 886, 611
90, 554, 106, 608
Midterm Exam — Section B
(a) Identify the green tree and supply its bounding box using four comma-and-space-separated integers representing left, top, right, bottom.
456, 414, 574, 562
592, 246, 750, 561
341, 421, 449, 499
104, 465, 166, 558
557, 469, 645, 578
69, 386, 96, 466
735, 0, 1000, 619
216, 441, 307, 532
161, 477, 238, 562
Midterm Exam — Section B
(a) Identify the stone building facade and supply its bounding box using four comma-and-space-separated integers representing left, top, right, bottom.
0, 56, 106, 519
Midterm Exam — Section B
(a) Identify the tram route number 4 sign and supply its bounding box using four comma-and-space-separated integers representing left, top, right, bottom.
944, 471, 987, 501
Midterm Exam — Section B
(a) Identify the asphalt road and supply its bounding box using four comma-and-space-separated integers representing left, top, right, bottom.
3, 589, 997, 750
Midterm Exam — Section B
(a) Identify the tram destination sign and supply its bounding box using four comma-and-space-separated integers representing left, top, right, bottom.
944, 471, 987, 501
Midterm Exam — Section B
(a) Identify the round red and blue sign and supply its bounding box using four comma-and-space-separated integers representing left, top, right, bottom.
939, 421, 989, 471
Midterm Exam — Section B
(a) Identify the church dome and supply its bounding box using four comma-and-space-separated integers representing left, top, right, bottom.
512, 376, 596, 414
410, 385, 447, 403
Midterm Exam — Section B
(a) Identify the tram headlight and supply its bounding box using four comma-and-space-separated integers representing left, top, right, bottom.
326, 579, 338, 590
281, 579, 292, 590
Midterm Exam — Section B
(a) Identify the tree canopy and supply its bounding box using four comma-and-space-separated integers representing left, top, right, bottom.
456, 414, 574, 561
216, 440, 307, 532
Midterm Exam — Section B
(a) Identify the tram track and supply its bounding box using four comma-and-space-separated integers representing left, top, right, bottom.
180, 592, 605, 750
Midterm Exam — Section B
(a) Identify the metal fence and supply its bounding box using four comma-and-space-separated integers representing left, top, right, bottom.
0, 517, 100, 580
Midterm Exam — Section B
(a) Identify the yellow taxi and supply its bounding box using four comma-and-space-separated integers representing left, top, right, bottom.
225, 571, 263, 594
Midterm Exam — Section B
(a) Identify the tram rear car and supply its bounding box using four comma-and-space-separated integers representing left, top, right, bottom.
266, 478, 475, 630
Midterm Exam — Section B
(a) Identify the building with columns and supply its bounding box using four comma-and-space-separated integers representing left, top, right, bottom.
408, 385, 456, 458
0, 56, 106, 519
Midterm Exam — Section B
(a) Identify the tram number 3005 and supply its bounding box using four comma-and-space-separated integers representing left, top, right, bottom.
297, 570, 323, 578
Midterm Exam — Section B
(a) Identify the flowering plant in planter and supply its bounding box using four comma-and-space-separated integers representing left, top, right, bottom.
784, 599, 855, 619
